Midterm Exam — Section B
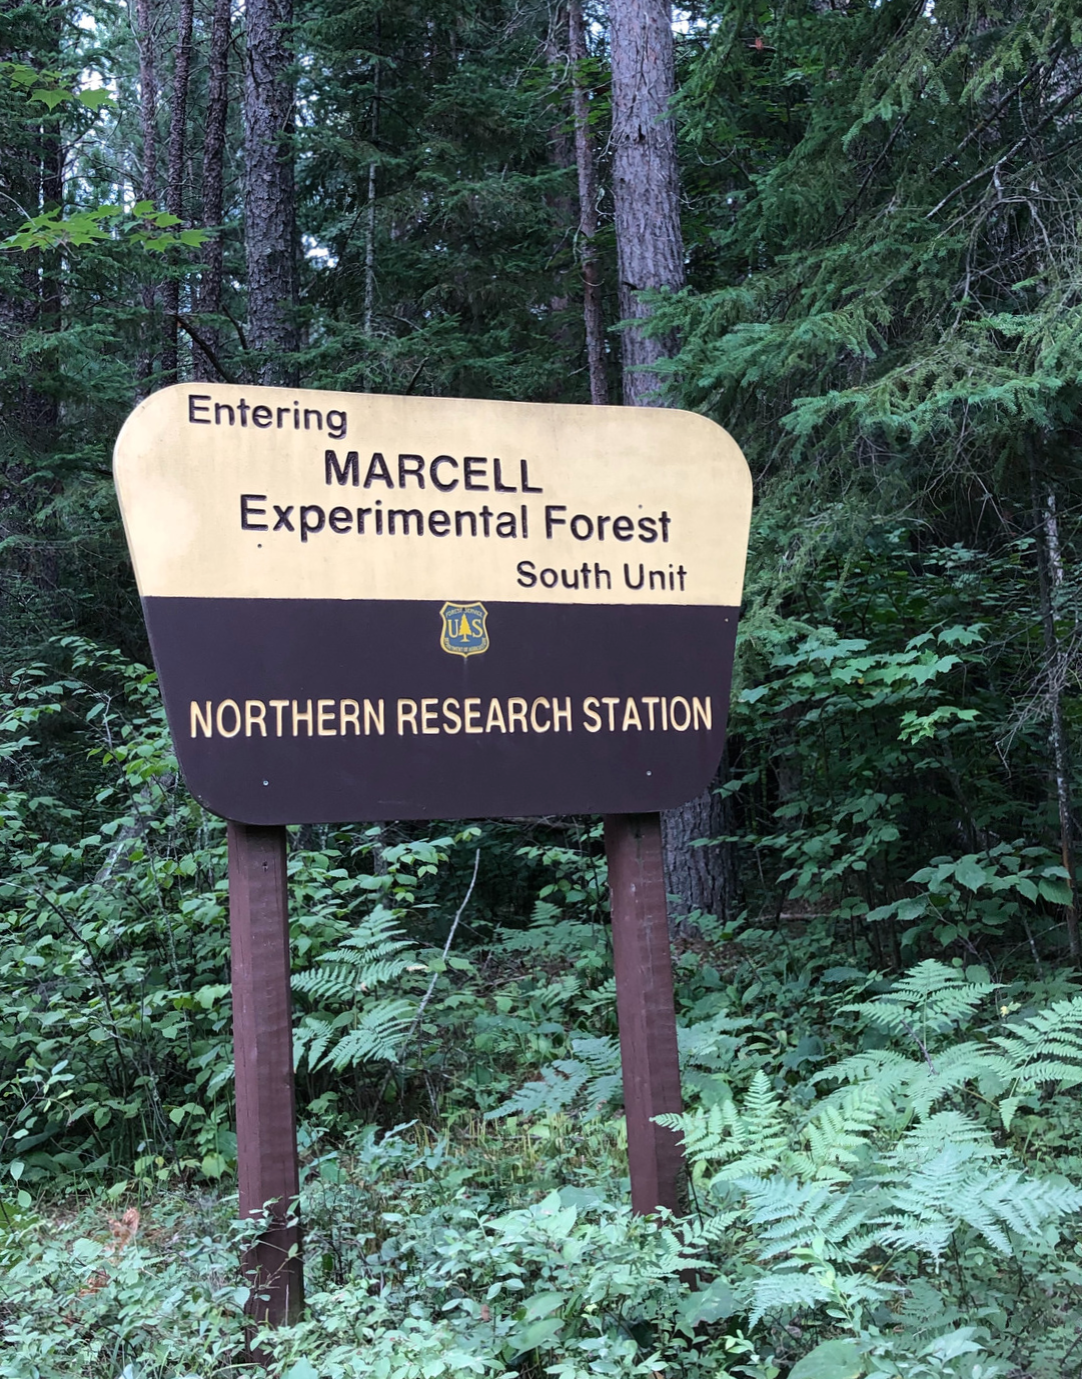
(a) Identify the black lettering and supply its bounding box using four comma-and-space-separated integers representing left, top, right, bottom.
517, 559, 537, 588
464, 456, 488, 490
252, 405, 272, 428
597, 515, 611, 540
613, 516, 634, 541
326, 449, 360, 485
624, 562, 644, 590
479, 504, 493, 536
300, 505, 325, 541
276, 407, 290, 427
570, 514, 593, 540
328, 506, 352, 533
215, 402, 235, 425
594, 562, 611, 589
388, 508, 423, 535
431, 455, 459, 491
238, 398, 250, 426
520, 459, 542, 492
638, 516, 658, 542
273, 505, 295, 532
241, 493, 268, 530
429, 510, 451, 536
545, 505, 567, 538
398, 454, 425, 489
364, 452, 394, 488
493, 458, 516, 492
326, 409, 347, 439
495, 511, 517, 538
303, 408, 323, 431
677, 564, 687, 590
357, 506, 372, 532
455, 510, 477, 536
188, 394, 211, 424
649, 568, 665, 589
660, 511, 671, 542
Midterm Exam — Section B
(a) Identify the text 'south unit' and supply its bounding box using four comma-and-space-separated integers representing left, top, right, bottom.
113, 384, 753, 822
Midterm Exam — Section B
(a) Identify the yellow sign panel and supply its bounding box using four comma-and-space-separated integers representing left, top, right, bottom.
113, 384, 753, 822
114, 384, 751, 608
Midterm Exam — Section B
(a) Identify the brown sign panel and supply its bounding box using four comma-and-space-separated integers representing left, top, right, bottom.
113, 385, 752, 823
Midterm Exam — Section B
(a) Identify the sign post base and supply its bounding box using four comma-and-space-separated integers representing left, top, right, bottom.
604, 812, 684, 1214
228, 822, 304, 1342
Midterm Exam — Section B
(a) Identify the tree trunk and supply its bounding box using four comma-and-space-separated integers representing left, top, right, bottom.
194, 0, 231, 382
662, 752, 739, 928
609, 0, 683, 406
609, 0, 734, 921
244, 0, 298, 385
568, 0, 607, 405
160, 0, 195, 382
363, 20, 381, 336
1029, 440, 1081, 963
135, 0, 159, 389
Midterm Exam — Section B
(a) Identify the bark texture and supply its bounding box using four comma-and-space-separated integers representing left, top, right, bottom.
662, 754, 739, 926
135, 0, 159, 389
609, 0, 683, 406
193, 0, 231, 381
243, 0, 298, 385
610, 0, 735, 921
568, 0, 607, 405
160, 0, 195, 382
1029, 442, 1081, 963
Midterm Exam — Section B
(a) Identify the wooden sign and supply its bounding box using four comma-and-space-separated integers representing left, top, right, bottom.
114, 384, 752, 823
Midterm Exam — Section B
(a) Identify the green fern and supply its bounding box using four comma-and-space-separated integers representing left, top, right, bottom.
485, 1036, 621, 1120
292, 905, 414, 1005
291, 905, 417, 1073
842, 958, 996, 1043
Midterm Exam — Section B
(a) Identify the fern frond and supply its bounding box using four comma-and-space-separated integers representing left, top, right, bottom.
317, 999, 415, 1071
844, 959, 995, 1044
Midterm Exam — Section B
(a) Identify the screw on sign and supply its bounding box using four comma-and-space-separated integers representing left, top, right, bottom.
112, 385, 753, 1334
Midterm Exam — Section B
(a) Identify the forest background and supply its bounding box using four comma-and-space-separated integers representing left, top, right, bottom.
5, 0, 1082, 1376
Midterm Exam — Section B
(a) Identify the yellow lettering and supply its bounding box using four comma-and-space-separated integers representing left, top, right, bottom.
442, 698, 462, 733
507, 697, 528, 732
317, 698, 337, 736
340, 699, 360, 735
601, 696, 619, 731
292, 699, 313, 736
190, 700, 213, 738
216, 699, 241, 738
530, 697, 551, 733
269, 699, 289, 736
670, 696, 691, 731
552, 697, 571, 732
485, 698, 507, 733
693, 696, 712, 730
398, 699, 418, 734
464, 697, 483, 733
641, 696, 659, 730
621, 699, 642, 731
364, 699, 385, 735
245, 700, 267, 737
582, 697, 601, 732
421, 698, 440, 734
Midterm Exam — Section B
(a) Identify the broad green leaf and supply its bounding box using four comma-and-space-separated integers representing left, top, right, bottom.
788, 1338, 863, 1379
954, 857, 986, 892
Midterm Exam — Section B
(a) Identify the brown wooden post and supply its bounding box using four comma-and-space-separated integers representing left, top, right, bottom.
228, 821, 304, 1333
604, 812, 684, 1214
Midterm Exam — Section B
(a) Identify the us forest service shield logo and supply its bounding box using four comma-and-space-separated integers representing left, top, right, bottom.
440, 601, 490, 657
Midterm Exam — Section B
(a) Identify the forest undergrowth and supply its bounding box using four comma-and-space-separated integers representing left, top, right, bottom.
5, 632, 1082, 1379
